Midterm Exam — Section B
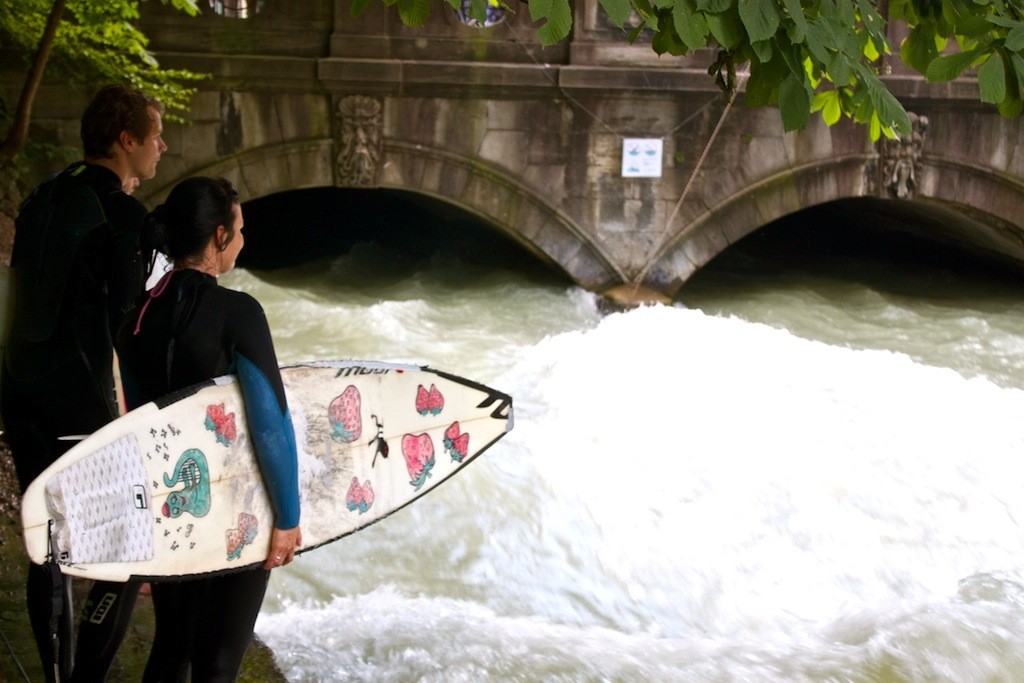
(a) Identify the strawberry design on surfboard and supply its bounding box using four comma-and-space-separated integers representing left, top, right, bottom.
415, 384, 444, 416
328, 385, 362, 443
346, 477, 375, 514
402, 433, 435, 490
205, 404, 237, 446
443, 422, 469, 462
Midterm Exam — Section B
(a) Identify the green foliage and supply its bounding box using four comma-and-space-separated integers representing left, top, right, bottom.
350, 0, 1024, 139
0, 0, 204, 121
529, 0, 573, 47
893, 0, 1024, 122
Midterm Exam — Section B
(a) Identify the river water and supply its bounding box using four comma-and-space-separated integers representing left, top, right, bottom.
233, 216, 1024, 681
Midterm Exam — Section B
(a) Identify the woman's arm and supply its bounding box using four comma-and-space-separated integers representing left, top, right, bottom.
228, 294, 302, 546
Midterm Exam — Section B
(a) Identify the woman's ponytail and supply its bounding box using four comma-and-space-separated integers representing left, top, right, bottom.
141, 203, 169, 255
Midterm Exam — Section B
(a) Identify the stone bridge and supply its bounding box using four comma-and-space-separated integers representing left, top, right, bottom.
4, 0, 1023, 300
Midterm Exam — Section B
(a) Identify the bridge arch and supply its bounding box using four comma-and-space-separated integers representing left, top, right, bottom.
643, 153, 1024, 298
642, 154, 873, 297
378, 141, 622, 290
915, 155, 1024, 253
141, 139, 623, 290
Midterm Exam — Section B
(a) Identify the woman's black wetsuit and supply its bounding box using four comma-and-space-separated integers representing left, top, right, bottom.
116, 268, 299, 682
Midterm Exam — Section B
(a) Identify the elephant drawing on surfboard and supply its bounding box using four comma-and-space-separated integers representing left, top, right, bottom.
162, 448, 212, 518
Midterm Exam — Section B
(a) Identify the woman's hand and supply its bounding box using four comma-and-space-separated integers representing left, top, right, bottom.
264, 526, 302, 570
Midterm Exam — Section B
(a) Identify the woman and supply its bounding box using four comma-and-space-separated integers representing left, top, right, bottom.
117, 177, 301, 682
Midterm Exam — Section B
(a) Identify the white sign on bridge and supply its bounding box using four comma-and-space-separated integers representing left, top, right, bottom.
621, 138, 663, 178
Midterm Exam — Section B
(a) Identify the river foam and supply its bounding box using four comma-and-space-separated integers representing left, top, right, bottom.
247, 290, 1024, 681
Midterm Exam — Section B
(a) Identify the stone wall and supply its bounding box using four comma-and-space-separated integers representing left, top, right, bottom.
1, 0, 1023, 297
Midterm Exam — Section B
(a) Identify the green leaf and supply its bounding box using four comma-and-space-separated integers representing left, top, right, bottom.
833, 24, 865, 59
941, 0, 994, 35
165, 0, 200, 17
751, 38, 773, 62
633, 0, 657, 22
810, 90, 828, 112
829, 52, 853, 86
529, 0, 573, 45
779, 72, 811, 130
978, 52, 1007, 102
998, 92, 1023, 116
1010, 51, 1024, 89
986, 14, 1020, 29
863, 36, 881, 61
847, 81, 873, 123
925, 47, 983, 80
745, 49, 787, 107
811, 89, 842, 125
804, 19, 835, 67
672, 0, 710, 51
869, 112, 881, 141
652, 12, 690, 55
823, 90, 842, 124
706, 6, 743, 49
350, 0, 374, 18
779, 0, 807, 42
397, 0, 430, 26
858, 67, 912, 135
856, 0, 886, 46
1006, 25, 1024, 50
901, 23, 942, 73
697, 0, 732, 12
598, 0, 633, 26
738, 0, 781, 44
469, 0, 488, 22
834, 0, 856, 26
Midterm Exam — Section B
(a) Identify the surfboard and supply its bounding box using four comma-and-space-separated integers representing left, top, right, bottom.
21, 361, 513, 581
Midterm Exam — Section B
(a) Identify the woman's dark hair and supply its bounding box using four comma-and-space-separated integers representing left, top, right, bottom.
81, 84, 163, 159
142, 177, 239, 264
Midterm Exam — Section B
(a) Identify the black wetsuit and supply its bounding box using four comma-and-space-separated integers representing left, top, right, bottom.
1, 162, 147, 682
116, 268, 299, 682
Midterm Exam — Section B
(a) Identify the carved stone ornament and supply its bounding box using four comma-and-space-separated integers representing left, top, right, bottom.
335, 95, 383, 187
881, 111, 929, 199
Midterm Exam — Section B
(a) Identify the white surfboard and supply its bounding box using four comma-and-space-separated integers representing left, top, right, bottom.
21, 361, 513, 581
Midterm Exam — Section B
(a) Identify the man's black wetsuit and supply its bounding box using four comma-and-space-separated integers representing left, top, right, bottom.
117, 268, 299, 682
2, 162, 147, 681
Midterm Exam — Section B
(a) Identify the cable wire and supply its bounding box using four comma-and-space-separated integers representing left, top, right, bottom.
505, 21, 721, 139
0, 622, 33, 683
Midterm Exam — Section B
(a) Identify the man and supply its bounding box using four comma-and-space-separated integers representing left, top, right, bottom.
2, 83, 167, 682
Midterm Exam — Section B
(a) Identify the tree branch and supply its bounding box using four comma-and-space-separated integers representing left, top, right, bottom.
0, 0, 68, 162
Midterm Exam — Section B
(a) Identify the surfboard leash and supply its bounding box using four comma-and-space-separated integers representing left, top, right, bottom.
45, 519, 67, 683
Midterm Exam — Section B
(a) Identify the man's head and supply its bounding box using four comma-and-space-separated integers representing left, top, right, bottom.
81, 84, 167, 182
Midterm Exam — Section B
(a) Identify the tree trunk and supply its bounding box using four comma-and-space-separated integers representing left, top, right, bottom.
0, 0, 68, 264
0, 0, 68, 162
